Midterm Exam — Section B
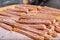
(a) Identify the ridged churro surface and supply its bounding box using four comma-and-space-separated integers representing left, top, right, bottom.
0, 4, 60, 40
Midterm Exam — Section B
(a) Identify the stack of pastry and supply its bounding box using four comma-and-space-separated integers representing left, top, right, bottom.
0, 4, 60, 40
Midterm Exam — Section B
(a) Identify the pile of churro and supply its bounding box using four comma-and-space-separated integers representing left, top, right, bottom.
0, 4, 60, 40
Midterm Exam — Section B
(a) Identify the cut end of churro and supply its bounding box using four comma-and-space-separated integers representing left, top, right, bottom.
13, 28, 20, 32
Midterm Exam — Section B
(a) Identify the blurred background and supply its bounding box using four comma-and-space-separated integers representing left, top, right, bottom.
0, 0, 60, 9
0, 0, 22, 7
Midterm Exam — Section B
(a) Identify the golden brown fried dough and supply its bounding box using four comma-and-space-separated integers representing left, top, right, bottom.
0, 23, 12, 31
13, 28, 44, 40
